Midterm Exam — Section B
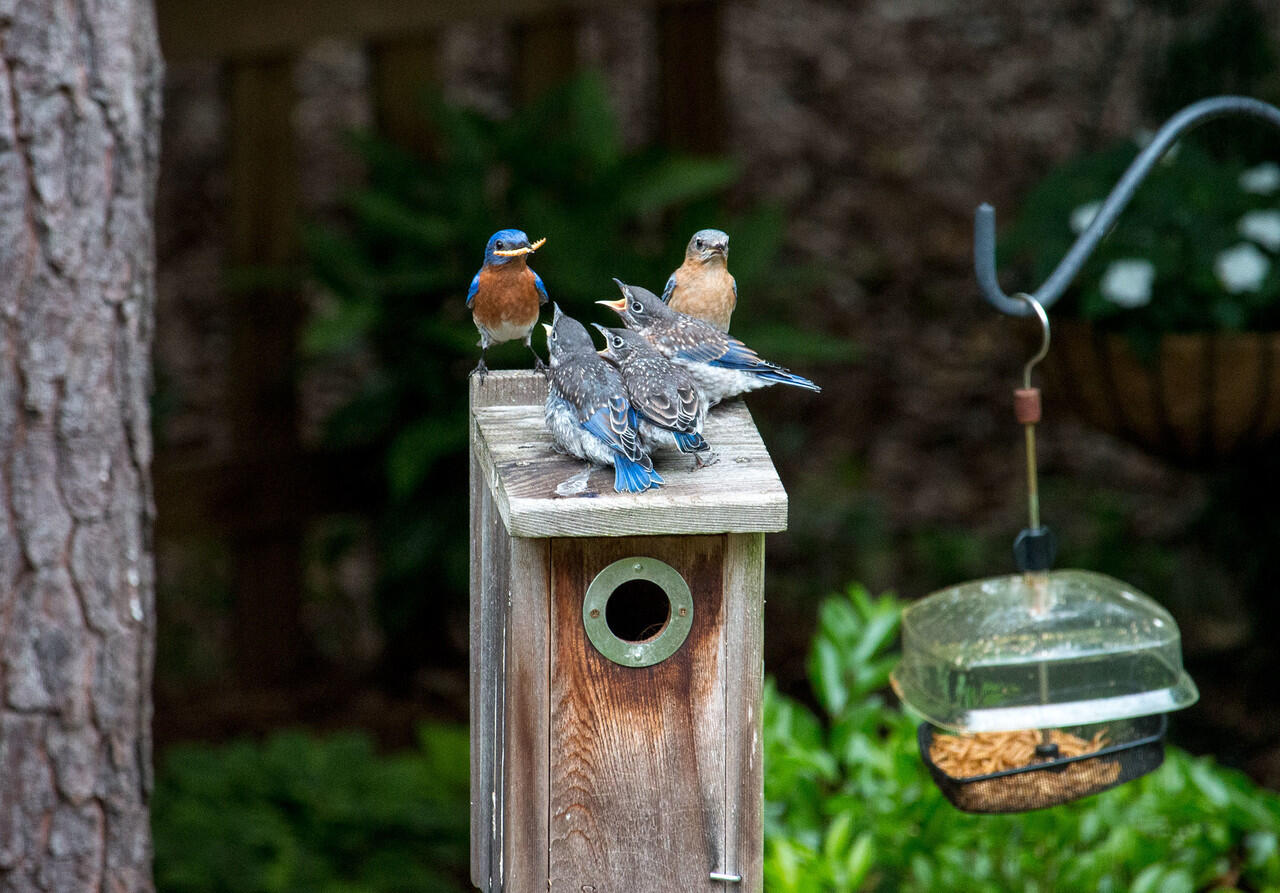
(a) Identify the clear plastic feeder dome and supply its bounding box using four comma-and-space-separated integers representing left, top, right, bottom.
891, 569, 1198, 733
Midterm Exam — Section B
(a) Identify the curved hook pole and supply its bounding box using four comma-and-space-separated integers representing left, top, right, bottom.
1018, 293, 1050, 389
976, 95, 1280, 317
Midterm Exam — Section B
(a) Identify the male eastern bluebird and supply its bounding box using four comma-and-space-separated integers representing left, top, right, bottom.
663, 228, 736, 332
467, 228, 548, 377
598, 279, 821, 405
543, 305, 664, 494
592, 324, 715, 466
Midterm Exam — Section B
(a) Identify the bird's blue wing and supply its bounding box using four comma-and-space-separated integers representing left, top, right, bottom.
731, 277, 737, 302
582, 396, 645, 461
466, 271, 481, 309
671, 328, 733, 365
706, 338, 768, 371
661, 272, 677, 303
533, 269, 549, 306
710, 339, 821, 392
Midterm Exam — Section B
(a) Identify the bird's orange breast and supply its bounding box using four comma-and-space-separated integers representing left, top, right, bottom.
669, 264, 736, 331
471, 265, 543, 338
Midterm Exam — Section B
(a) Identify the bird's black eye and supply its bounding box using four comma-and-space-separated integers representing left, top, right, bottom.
695, 239, 704, 249
550, 329, 557, 341
495, 240, 505, 250
613, 337, 622, 347
631, 301, 642, 313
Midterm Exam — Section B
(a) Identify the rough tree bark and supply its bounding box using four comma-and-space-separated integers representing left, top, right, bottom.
0, 1, 161, 891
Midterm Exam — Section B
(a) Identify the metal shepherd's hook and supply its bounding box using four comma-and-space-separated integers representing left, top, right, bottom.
976, 95, 1280, 317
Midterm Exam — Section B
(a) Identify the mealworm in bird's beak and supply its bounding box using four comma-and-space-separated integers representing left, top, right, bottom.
493, 236, 546, 257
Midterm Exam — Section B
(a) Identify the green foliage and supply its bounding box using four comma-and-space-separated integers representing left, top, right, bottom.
305, 72, 849, 677
1000, 139, 1280, 340
765, 584, 1280, 892
153, 586, 1280, 892
152, 725, 470, 893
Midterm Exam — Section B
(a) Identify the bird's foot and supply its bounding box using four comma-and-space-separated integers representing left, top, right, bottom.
533, 356, 547, 373
694, 450, 720, 469
472, 359, 488, 383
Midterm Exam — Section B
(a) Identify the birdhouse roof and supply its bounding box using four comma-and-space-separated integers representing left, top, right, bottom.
471, 371, 788, 538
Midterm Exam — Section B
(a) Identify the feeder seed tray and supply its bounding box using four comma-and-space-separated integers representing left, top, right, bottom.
919, 714, 1167, 813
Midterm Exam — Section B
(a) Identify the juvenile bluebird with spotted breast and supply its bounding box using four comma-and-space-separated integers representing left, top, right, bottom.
599, 279, 821, 405
543, 305, 664, 494
592, 324, 715, 467
663, 229, 736, 331
467, 229, 548, 377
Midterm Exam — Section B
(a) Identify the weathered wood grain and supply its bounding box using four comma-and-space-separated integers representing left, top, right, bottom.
549, 536, 728, 892
472, 372, 788, 538
723, 533, 765, 890
503, 535, 551, 890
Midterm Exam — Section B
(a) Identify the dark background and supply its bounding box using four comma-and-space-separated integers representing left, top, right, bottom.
150, 0, 1280, 788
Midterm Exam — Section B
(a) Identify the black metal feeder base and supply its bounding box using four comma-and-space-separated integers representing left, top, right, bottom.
918, 714, 1167, 814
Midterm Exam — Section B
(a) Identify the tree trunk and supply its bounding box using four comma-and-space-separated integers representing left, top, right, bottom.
0, 1, 161, 891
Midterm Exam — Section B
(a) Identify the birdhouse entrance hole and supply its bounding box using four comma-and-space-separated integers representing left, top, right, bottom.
583, 557, 694, 667
606, 579, 670, 642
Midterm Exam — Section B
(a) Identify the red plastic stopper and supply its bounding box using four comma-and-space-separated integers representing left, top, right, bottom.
1014, 388, 1041, 425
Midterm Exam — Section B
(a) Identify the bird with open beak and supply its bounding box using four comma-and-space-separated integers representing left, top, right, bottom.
466, 228, 548, 378
600, 279, 820, 405
594, 324, 715, 467
542, 305, 663, 494
662, 229, 735, 332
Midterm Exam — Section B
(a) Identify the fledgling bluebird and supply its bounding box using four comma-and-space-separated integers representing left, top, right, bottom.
543, 305, 664, 494
599, 279, 821, 405
592, 324, 716, 467
663, 229, 736, 331
467, 229, 548, 377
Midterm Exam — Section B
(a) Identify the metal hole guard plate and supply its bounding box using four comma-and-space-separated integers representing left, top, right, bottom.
582, 557, 694, 668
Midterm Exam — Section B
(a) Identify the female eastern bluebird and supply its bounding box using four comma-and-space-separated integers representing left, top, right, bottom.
599, 279, 821, 405
662, 228, 736, 332
543, 305, 664, 494
467, 228, 548, 377
592, 324, 715, 467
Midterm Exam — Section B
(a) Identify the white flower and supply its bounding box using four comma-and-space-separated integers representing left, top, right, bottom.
1100, 259, 1156, 308
1240, 210, 1280, 251
1070, 201, 1102, 235
1215, 242, 1271, 294
1240, 162, 1280, 195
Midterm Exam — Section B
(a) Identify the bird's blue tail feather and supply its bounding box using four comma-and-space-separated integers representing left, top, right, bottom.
673, 431, 709, 453
757, 369, 821, 392
613, 454, 662, 492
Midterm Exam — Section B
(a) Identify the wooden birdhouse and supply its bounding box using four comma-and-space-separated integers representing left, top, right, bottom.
469, 371, 788, 893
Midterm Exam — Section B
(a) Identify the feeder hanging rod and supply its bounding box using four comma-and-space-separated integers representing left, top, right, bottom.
975, 95, 1280, 317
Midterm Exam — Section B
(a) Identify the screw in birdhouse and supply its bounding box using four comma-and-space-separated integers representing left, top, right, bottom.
581, 886, 597, 893
678, 607, 688, 617
633, 562, 643, 571
589, 608, 600, 619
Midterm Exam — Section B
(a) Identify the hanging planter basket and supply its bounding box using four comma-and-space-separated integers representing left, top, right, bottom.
1040, 320, 1280, 466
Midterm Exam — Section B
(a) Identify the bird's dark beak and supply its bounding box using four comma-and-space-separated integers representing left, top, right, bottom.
493, 236, 546, 257
596, 298, 627, 313
590, 323, 611, 355
712, 243, 728, 256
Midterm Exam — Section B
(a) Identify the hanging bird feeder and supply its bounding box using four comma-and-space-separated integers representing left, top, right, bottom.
888, 96, 1280, 813
891, 294, 1197, 813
